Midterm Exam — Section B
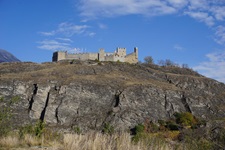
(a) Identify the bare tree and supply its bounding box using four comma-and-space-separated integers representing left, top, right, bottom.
182, 64, 189, 69
144, 56, 154, 64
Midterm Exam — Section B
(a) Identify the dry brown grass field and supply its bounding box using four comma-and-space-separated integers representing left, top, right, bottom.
0, 132, 176, 150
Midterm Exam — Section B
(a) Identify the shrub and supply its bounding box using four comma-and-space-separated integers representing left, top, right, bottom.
144, 120, 159, 133
166, 120, 180, 131
0, 107, 12, 136
144, 56, 154, 64
174, 112, 197, 127
10, 96, 20, 104
73, 126, 81, 134
34, 120, 45, 137
102, 123, 114, 135
133, 124, 145, 135
19, 124, 34, 138
0, 97, 4, 102
19, 120, 46, 138
132, 124, 146, 143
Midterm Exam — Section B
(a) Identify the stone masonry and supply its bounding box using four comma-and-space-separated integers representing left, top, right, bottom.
52, 47, 138, 64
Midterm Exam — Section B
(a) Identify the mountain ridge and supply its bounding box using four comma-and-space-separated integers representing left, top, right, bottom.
0, 49, 20, 63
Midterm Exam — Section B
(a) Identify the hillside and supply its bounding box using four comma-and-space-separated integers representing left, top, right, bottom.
0, 60, 225, 132
0, 49, 20, 63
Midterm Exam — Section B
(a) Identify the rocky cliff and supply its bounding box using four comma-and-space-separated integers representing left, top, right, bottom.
0, 61, 225, 132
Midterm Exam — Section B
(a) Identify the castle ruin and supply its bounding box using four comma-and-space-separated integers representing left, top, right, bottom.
52, 47, 138, 64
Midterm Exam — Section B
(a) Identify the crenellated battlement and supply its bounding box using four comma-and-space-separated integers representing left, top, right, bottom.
52, 47, 138, 64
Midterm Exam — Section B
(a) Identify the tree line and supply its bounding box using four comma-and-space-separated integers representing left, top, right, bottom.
143, 56, 190, 69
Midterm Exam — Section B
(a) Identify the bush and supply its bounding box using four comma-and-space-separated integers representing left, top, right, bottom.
19, 120, 46, 138
144, 56, 154, 64
102, 123, 114, 135
0, 97, 4, 102
174, 112, 197, 127
10, 96, 20, 104
166, 120, 180, 131
34, 120, 45, 137
19, 124, 34, 138
0, 107, 12, 136
134, 124, 145, 134
144, 120, 159, 133
73, 126, 81, 134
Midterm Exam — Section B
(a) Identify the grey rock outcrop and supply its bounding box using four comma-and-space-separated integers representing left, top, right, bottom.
0, 61, 225, 132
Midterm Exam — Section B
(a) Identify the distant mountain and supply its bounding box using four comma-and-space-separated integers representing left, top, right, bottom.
0, 49, 20, 63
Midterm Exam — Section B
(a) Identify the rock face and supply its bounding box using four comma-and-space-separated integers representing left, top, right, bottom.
0, 61, 225, 132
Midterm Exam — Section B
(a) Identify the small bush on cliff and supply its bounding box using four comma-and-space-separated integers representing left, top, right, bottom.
131, 124, 145, 143
73, 126, 81, 134
0, 96, 4, 102
132, 121, 161, 143
102, 123, 114, 135
166, 120, 180, 131
10, 96, 20, 104
34, 120, 45, 137
174, 112, 197, 127
19, 124, 34, 138
134, 124, 145, 134
0, 107, 12, 136
19, 120, 46, 138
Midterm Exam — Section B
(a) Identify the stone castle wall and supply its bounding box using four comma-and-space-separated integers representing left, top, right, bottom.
52, 47, 138, 64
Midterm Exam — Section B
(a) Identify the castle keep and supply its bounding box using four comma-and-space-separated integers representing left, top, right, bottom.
52, 47, 138, 64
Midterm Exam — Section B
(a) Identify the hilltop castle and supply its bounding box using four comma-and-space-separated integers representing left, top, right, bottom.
52, 47, 138, 64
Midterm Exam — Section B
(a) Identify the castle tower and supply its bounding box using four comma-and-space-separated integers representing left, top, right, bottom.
98, 48, 105, 61
52, 51, 66, 62
116, 47, 126, 57
134, 47, 138, 59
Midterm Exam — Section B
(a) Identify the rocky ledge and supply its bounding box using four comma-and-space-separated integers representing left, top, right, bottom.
0, 61, 225, 132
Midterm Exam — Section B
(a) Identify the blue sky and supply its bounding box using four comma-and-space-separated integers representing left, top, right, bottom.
0, 0, 225, 82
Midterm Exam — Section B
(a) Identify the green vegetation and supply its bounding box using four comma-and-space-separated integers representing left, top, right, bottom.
0, 96, 4, 102
0, 112, 225, 149
102, 123, 114, 135
10, 96, 21, 104
131, 112, 225, 150
174, 112, 197, 127
19, 120, 46, 138
73, 126, 81, 134
0, 107, 12, 137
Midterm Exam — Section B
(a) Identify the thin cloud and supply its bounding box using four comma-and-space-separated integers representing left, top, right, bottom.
39, 22, 90, 37
56, 38, 73, 43
98, 23, 107, 29
174, 44, 184, 51
37, 39, 87, 53
194, 51, 225, 83
37, 39, 72, 51
215, 25, 225, 45
39, 31, 56, 36
88, 32, 96, 37
78, 0, 225, 44
211, 6, 225, 21
78, 0, 225, 26
79, 0, 178, 18
184, 11, 215, 26
167, 0, 188, 8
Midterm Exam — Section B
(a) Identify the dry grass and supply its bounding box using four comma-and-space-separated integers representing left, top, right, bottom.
22, 134, 41, 146
0, 132, 175, 150
0, 135, 19, 148
63, 132, 140, 150
62, 132, 173, 150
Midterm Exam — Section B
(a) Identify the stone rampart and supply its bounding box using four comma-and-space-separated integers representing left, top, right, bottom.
52, 47, 138, 64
